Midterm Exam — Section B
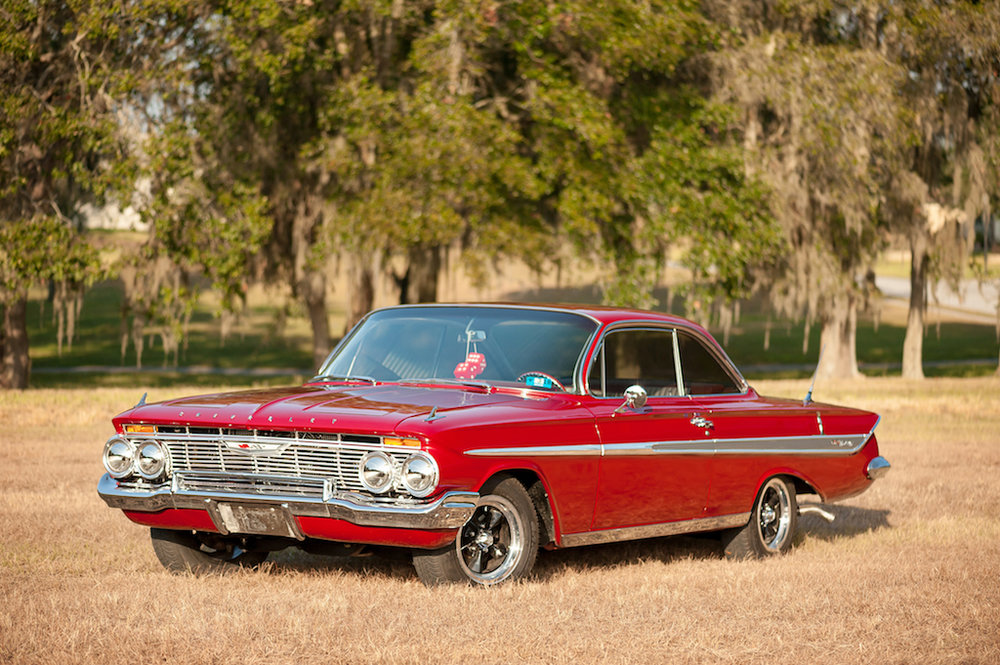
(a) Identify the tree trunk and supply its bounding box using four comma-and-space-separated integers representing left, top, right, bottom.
902, 233, 929, 379
816, 291, 861, 380
302, 271, 330, 370
396, 244, 441, 304
1, 299, 31, 389
345, 258, 375, 333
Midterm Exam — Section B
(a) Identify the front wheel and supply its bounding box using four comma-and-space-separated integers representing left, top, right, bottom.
413, 477, 539, 586
722, 476, 798, 559
150, 528, 268, 574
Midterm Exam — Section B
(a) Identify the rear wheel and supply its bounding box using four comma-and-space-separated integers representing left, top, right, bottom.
150, 528, 268, 573
722, 477, 798, 559
413, 477, 539, 586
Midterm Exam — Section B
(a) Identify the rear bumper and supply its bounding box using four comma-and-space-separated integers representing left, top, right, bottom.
98, 473, 479, 532
866, 456, 891, 480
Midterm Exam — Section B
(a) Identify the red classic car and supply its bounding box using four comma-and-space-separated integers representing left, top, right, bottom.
98, 303, 889, 585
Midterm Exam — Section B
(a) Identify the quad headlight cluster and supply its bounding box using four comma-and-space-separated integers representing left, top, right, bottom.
103, 435, 171, 481
358, 450, 439, 498
104, 429, 440, 499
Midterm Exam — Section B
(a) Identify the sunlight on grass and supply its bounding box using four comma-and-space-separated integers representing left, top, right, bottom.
3, 379, 999, 665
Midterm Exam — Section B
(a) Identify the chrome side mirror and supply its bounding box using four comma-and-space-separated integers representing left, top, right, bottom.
614, 384, 647, 414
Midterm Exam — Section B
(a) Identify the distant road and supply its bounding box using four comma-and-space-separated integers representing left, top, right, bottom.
875, 275, 998, 324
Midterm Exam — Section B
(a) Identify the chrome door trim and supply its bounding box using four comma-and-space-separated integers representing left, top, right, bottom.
465, 427, 878, 458
560, 512, 751, 548
464, 444, 603, 457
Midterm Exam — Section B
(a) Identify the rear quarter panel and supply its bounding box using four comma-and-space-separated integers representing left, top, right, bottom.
699, 396, 881, 516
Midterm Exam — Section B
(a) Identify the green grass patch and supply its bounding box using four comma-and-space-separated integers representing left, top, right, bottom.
27, 281, 316, 374
21, 280, 1000, 388
700, 310, 998, 379
29, 371, 308, 390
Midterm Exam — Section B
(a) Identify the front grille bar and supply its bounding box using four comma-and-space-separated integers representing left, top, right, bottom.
123, 426, 417, 498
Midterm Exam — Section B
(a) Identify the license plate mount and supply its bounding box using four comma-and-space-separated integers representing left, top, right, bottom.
209, 502, 304, 540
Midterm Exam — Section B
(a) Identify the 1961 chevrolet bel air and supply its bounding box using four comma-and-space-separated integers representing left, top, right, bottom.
98, 304, 889, 585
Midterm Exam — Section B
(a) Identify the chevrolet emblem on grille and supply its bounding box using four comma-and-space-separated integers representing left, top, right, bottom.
224, 440, 286, 453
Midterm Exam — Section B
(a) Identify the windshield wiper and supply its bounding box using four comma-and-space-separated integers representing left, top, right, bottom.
397, 378, 492, 392
309, 374, 378, 385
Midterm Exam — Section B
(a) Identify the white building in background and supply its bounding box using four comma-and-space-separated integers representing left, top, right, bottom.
81, 176, 151, 232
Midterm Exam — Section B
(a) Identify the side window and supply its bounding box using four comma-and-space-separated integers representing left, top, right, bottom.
589, 329, 679, 397
676, 331, 741, 395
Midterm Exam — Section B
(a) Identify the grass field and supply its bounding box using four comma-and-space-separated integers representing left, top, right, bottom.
2, 377, 999, 664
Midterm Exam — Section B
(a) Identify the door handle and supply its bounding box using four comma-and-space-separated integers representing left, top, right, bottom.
690, 415, 714, 429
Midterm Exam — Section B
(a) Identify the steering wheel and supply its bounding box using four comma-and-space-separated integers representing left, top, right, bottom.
516, 371, 567, 392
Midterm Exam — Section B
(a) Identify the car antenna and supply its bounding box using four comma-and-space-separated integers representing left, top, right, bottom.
803, 346, 824, 406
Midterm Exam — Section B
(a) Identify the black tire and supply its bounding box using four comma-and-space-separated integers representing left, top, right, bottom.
412, 476, 540, 586
722, 476, 798, 559
150, 528, 268, 574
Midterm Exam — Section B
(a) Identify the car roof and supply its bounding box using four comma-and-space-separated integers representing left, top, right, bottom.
376, 302, 700, 329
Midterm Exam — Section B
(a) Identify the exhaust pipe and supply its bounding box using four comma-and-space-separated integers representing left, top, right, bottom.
798, 505, 836, 523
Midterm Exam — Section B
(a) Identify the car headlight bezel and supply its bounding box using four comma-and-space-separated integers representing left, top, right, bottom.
136, 440, 170, 480
358, 451, 395, 494
103, 435, 137, 479
401, 453, 439, 498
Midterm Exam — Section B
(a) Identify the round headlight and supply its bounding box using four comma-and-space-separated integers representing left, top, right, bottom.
103, 436, 136, 479
401, 454, 438, 498
137, 440, 169, 480
358, 451, 395, 494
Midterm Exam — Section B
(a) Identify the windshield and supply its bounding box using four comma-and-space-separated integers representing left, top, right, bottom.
314, 306, 599, 392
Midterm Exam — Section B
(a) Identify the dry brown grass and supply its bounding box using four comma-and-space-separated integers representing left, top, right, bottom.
2, 378, 999, 665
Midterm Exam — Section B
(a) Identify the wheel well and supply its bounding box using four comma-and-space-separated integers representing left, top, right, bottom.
784, 474, 820, 500
482, 470, 556, 547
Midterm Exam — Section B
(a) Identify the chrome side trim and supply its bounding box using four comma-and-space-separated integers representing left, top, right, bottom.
710, 433, 870, 455
466, 431, 875, 458
867, 415, 882, 440
608, 433, 870, 456
866, 456, 891, 480
98, 474, 479, 530
464, 444, 603, 457
559, 512, 750, 548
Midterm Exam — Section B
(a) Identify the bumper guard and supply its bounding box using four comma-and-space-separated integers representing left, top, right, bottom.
98, 473, 479, 532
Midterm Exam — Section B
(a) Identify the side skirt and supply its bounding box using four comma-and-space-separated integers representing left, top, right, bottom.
559, 512, 751, 549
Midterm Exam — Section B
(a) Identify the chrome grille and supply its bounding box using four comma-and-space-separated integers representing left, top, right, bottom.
126, 427, 415, 498
176, 472, 328, 499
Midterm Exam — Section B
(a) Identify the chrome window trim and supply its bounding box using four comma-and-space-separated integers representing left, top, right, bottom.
317, 304, 602, 395
671, 328, 686, 397
579, 320, 749, 399
673, 327, 748, 396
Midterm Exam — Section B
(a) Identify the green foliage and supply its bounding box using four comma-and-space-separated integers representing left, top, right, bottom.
0, 216, 102, 303
0, 0, 137, 368
12, 0, 997, 385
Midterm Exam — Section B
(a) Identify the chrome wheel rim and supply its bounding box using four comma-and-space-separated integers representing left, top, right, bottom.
456, 495, 524, 584
756, 479, 791, 551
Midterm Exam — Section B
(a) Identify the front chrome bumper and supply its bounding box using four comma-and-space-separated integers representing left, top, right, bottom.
97, 474, 479, 532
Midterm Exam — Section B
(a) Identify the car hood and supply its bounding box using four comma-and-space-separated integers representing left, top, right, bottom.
114, 384, 526, 434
